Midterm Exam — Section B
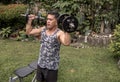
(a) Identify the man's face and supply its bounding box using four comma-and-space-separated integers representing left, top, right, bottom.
46, 14, 58, 29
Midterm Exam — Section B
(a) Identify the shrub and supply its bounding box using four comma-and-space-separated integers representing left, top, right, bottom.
0, 4, 27, 31
15, 30, 27, 41
109, 24, 120, 59
0, 27, 12, 38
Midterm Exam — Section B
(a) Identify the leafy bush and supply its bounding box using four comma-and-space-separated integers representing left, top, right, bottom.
15, 30, 27, 41
0, 27, 12, 38
0, 4, 27, 31
109, 24, 120, 59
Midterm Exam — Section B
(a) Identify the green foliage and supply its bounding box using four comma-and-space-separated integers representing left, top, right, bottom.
0, 4, 27, 30
0, 4, 26, 20
52, 0, 119, 34
109, 24, 120, 59
53, 1, 80, 14
16, 30, 27, 41
29, 0, 120, 34
0, 27, 12, 38
0, 0, 119, 35
34, 0, 58, 11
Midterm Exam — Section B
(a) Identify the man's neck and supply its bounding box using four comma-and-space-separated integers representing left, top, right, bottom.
48, 26, 58, 31
46, 26, 58, 35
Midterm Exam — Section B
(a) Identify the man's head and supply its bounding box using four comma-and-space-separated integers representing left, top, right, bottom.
46, 10, 60, 30
47, 10, 60, 20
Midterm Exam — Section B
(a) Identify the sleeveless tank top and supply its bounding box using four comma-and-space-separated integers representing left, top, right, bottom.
38, 28, 61, 70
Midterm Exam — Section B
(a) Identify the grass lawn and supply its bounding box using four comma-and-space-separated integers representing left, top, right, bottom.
0, 39, 120, 82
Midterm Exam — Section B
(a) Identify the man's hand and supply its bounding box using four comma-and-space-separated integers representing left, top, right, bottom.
28, 14, 36, 20
27, 14, 36, 24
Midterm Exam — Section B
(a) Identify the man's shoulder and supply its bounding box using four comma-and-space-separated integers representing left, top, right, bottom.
57, 29, 66, 38
57, 29, 63, 34
58, 28, 66, 33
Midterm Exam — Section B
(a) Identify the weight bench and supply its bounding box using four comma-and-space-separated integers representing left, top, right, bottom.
9, 60, 38, 82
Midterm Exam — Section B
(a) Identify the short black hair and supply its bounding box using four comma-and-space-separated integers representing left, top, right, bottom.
47, 10, 60, 19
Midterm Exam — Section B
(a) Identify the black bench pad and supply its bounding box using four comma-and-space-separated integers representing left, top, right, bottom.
14, 66, 34, 78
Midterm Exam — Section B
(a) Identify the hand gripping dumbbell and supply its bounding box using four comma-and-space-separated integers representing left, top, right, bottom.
20, 1, 45, 25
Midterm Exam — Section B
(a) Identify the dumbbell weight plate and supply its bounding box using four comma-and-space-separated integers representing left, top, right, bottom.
58, 14, 69, 24
62, 16, 78, 33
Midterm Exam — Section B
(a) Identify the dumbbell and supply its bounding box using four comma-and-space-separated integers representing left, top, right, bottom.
21, 10, 45, 24
58, 14, 78, 33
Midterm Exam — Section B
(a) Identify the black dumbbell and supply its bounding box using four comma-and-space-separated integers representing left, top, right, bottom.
58, 14, 78, 33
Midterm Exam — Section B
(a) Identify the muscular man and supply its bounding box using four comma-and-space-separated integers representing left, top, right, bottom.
26, 10, 71, 82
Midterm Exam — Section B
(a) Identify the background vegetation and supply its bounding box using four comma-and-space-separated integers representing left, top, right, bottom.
0, 0, 120, 34
0, 4, 26, 29
109, 24, 120, 59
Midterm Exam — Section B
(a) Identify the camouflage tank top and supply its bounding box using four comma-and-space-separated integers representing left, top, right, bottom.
38, 28, 61, 70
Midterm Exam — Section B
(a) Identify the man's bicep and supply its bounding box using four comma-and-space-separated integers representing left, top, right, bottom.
29, 27, 44, 35
58, 31, 71, 46
58, 31, 65, 44
29, 29, 40, 35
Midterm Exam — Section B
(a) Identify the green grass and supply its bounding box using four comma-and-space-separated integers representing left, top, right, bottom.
0, 39, 120, 82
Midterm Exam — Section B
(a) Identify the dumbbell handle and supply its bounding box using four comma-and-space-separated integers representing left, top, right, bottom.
20, 14, 45, 20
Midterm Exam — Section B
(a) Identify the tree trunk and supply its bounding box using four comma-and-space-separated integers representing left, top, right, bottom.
100, 21, 104, 34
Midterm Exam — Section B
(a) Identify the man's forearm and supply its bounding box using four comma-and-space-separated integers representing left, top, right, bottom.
26, 14, 36, 35
63, 32, 71, 46
26, 20, 32, 35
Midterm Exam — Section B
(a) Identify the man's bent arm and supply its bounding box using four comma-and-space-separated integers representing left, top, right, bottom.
25, 14, 43, 36
26, 19, 33, 35
59, 31, 71, 46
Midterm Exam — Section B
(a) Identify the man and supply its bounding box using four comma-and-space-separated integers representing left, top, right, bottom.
26, 10, 71, 82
